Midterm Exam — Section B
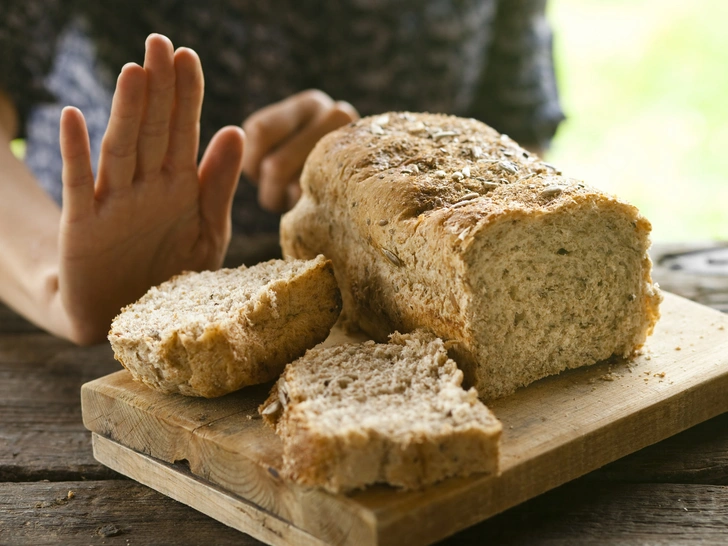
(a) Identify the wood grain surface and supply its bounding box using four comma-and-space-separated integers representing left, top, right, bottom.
81, 292, 728, 546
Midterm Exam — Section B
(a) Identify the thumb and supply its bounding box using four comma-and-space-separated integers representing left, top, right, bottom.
198, 126, 245, 242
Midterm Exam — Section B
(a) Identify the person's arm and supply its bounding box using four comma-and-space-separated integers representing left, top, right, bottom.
0, 88, 68, 337
0, 34, 244, 345
242, 90, 359, 213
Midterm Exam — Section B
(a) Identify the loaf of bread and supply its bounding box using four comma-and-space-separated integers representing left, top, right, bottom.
260, 331, 501, 493
281, 112, 662, 400
108, 256, 341, 397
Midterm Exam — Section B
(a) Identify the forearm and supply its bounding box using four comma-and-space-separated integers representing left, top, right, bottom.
0, 136, 73, 340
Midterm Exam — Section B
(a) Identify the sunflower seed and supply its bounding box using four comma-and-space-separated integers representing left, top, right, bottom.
459, 192, 480, 201
374, 114, 390, 126
382, 248, 402, 266
261, 400, 281, 416
474, 177, 499, 189
540, 185, 566, 199
435, 170, 447, 178
432, 131, 458, 141
451, 171, 464, 181
370, 123, 384, 135
461, 165, 471, 177
499, 160, 519, 174
378, 219, 389, 226
278, 380, 289, 406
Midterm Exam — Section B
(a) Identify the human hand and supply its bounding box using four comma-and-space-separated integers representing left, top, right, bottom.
242, 90, 358, 213
58, 34, 244, 344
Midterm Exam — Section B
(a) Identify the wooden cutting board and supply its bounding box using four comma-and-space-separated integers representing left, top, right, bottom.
81, 292, 728, 546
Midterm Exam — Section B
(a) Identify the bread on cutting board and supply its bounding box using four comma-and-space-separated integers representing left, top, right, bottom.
281, 112, 662, 400
108, 256, 341, 398
260, 331, 502, 493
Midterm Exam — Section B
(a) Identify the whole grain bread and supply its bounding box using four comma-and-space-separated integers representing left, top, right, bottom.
281, 112, 662, 400
260, 331, 502, 493
108, 256, 341, 397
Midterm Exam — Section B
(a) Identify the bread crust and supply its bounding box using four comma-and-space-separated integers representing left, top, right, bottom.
281, 112, 662, 399
108, 256, 342, 397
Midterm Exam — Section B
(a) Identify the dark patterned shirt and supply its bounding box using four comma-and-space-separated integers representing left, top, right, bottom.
0, 0, 564, 234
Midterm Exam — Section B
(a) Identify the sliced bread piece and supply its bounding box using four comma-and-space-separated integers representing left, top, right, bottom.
108, 256, 341, 397
260, 331, 502, 493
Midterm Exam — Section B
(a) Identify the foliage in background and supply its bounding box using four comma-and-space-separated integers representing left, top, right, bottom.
10, 139, 25, 160
548, 0, 728, 242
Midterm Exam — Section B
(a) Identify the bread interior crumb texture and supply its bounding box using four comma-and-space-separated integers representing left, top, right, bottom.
109, 256, 341, 397
263, 332, 501, 492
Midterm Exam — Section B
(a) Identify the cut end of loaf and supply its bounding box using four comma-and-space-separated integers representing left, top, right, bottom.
260, 331, 502, 493
108, 256, 342, 397
457, 193, 663, 399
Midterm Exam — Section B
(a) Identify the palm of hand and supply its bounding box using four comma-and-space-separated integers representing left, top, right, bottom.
58, 35, 244, 344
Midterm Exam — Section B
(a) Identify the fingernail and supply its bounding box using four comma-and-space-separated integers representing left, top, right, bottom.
146, 33, 173, 49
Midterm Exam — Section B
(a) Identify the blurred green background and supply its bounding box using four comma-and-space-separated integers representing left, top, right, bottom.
547, 0, 728, 242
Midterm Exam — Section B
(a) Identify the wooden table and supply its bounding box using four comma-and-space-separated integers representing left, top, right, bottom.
2, 238, 727, 545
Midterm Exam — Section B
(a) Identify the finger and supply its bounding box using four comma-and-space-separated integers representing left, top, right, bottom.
286, 179, 302, 211
60, 107, 94, 221
241, 89, 334, 183
198, 126, 245, 243
258, 102, 357, 212
167, 47, 204, 171
96, 62, 146, 196
136, 34, 176, 177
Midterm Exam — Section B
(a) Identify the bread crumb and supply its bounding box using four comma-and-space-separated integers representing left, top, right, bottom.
675, 346, 682, 351
600, 373, 619, 382
67, 490, 75, 500
653, 372, 666, 378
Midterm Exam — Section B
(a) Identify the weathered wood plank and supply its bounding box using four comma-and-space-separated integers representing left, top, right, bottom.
81, 293, 728, 546
443, 481, 728, 545
3, 478, 726, 546
0, 479, 263, 545
0, 334, 121, 481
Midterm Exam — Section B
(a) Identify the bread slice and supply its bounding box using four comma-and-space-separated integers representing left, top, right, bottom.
260, 331, 502, 493
281, 112, 662, 400
108, 256, 341, 397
